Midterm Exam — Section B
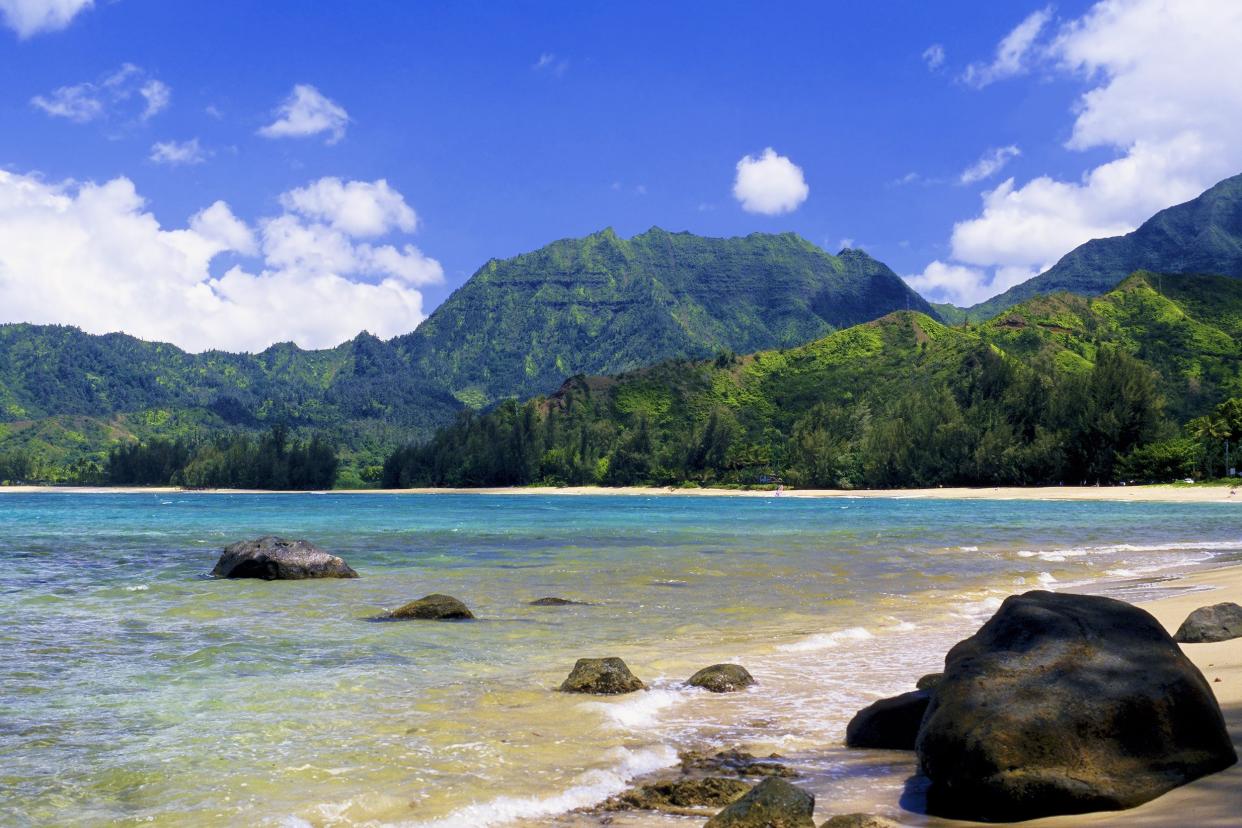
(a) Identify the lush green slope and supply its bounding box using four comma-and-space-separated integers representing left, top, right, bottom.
1, 229, 929, 480
385, 272, 1242, 488
953, 173, 1242, 321
393, 227, 938, 407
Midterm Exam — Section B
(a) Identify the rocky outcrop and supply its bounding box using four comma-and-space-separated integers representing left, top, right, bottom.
705, 777, 815, 827
383, 594, 474, 620
819, 816, 899, 828
558, 657, 644, 694
844, 690, 929, 750
1174, 601, 1242, 643
918, 590, 1237, 821
604, 777, 750, 814
915, 672, 942, 690
680, 748, 795, 778
210, 536, 358, 580
687, 664, 756, 693
528, 596, 589, 606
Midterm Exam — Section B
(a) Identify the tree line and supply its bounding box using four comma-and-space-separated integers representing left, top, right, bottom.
105, 425, 339, 489
382, 346, 1240, 489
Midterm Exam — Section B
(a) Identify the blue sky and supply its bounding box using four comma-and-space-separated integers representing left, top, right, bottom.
2, 0, 1240, 351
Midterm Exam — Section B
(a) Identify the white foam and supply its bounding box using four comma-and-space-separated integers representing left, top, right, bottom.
125, 584, 149, 591
1038, 572, 1057, 585
588, 685, 688, 729
778, 626, 873, 653
404, 744, 678, 828
959, 546, 979, 552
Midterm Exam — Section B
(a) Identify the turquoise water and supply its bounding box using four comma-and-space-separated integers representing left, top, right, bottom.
1, 493, 1240, 827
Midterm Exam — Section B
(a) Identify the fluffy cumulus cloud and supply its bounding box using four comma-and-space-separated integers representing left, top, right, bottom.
732, 148, 809, 215
911, 0, 1242, 306
959, 145, 1021, 185
258, 84, 350, 145
32, 63, 169, 124
149, 138, 207, 166
0, 171, 443, 352
0, 0, 92, 38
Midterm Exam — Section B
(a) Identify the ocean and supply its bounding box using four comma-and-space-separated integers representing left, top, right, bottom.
2, 492, 1240, 827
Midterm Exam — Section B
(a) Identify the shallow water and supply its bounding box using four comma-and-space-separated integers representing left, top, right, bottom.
0, 493, 1239, 827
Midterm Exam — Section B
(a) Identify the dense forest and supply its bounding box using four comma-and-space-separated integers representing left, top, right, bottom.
104, 426, 339, 490
383, 273, 1242, 489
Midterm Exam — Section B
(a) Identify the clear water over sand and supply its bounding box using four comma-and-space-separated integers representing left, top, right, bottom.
2, 493, 1240, 826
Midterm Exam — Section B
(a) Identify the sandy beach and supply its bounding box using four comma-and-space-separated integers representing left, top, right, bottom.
2, 483, 1240, 503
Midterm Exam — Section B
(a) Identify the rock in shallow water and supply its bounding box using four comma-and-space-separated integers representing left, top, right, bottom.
819, 815, 900, 828
605, 777, 751, 813
211, 536, 358, 580
917, 589, 1237, 821
680, 748, 794, 777
528, 596, 589, 606
705, 777, 815, 827
687, 663, 756, 693
844, 690, 929, 750
384, 594, 474, 620
915, 672, 942, 691
558, 657, 644, 694
1174, 601, 1242, 643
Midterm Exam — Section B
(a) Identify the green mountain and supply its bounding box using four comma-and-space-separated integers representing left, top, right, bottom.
0, 229, 930, 481
393, 227, 938, 407
953, 173, 1242, 321
385, 272, 1242, 488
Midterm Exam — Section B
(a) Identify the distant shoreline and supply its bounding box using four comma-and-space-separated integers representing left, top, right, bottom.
1, 483, 1239, 503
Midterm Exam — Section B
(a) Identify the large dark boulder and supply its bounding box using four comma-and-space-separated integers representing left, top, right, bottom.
1174, 602, 1242, 643
559, 657, 645, 694
844, 690, 929, 750
211, 536, 358, 580
915, 672, 942, 691
917, 590, 1236, 821
687, 664, 756, 693
705, 777, 815, 827
383, 594, 474, 620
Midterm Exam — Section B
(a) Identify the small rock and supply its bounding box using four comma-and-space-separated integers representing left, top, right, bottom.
680, 749, 794, 778
605, 777, 751, 813
559, 657, 645, 694
915, 672, 942, 691
844, 690, 930, 750
688, 664, 756, 693
211, 536, 358, 580
1174, 602, 1242, 643
705, 777, 815, 828
819, 816, 900, 828
384, 594, 474, 620
529, 596, 589, 606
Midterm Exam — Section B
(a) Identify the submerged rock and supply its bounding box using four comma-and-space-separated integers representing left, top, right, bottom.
383, 594, 474, 620
1174, 602, 1242, 643
819, 816, 900, 828
844, 690, 929, 750
687, 664, 756, 693
705, 777, 815, 827
918, 590, 1237, 821
558, 657, 645, 694
605, 777, 751, 813
528, 596, 589, 606
680, 748, 794, 778
211, 536, 358, 580
915, 672, 943, 691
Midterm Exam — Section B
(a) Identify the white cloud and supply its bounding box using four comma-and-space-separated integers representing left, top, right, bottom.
0, 170, 443, 352
533, 52, 569, 76
278, 177, 416, 237
732, 148, 809, 215
961, 6, 1053, 88
916, 0, 1242, 306
906, 261, 1041, 307
258, 84, 349, 144
0, 0, 92, 38
150, 138, 207, 166
31, 64, 170, 124
959, 145, 1021, 184
922, 43, 946, 70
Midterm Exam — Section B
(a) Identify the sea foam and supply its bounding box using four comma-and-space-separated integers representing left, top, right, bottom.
778, 626, 873, 652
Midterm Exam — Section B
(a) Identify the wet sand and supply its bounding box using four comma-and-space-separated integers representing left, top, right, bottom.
3, 483, 1240, 503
